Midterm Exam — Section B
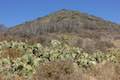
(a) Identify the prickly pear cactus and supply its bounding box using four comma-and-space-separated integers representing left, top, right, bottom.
0, 40, 119, 79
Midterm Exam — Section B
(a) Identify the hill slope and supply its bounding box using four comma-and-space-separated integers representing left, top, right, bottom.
9, 9, 120, 34
3, 9, 120, 52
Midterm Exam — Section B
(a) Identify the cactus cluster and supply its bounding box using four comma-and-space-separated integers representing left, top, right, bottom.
0, 40, 119, 79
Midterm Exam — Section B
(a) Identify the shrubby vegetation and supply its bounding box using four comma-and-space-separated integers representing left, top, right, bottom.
1, 10, 120, 52
0, 40, 119, 80
0, 9, 120, 80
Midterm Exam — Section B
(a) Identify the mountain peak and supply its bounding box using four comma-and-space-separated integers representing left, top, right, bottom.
9, 9, 120, 35
58, 9, 70, 12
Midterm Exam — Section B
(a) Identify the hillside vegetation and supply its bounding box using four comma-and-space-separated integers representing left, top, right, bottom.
0, 40, 120, 80
1, 9, 120, 52
0, 9, 120, 80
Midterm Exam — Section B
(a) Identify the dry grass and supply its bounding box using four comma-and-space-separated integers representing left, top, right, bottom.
33, 60, 87, 80
0, 61, 119, 80
33, 60, 120, 80
0, 74, 4, 80
12, 75, 26, 80
112, 40, 120, 48
1, 48, 22, 60
87, 62, 120, 80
